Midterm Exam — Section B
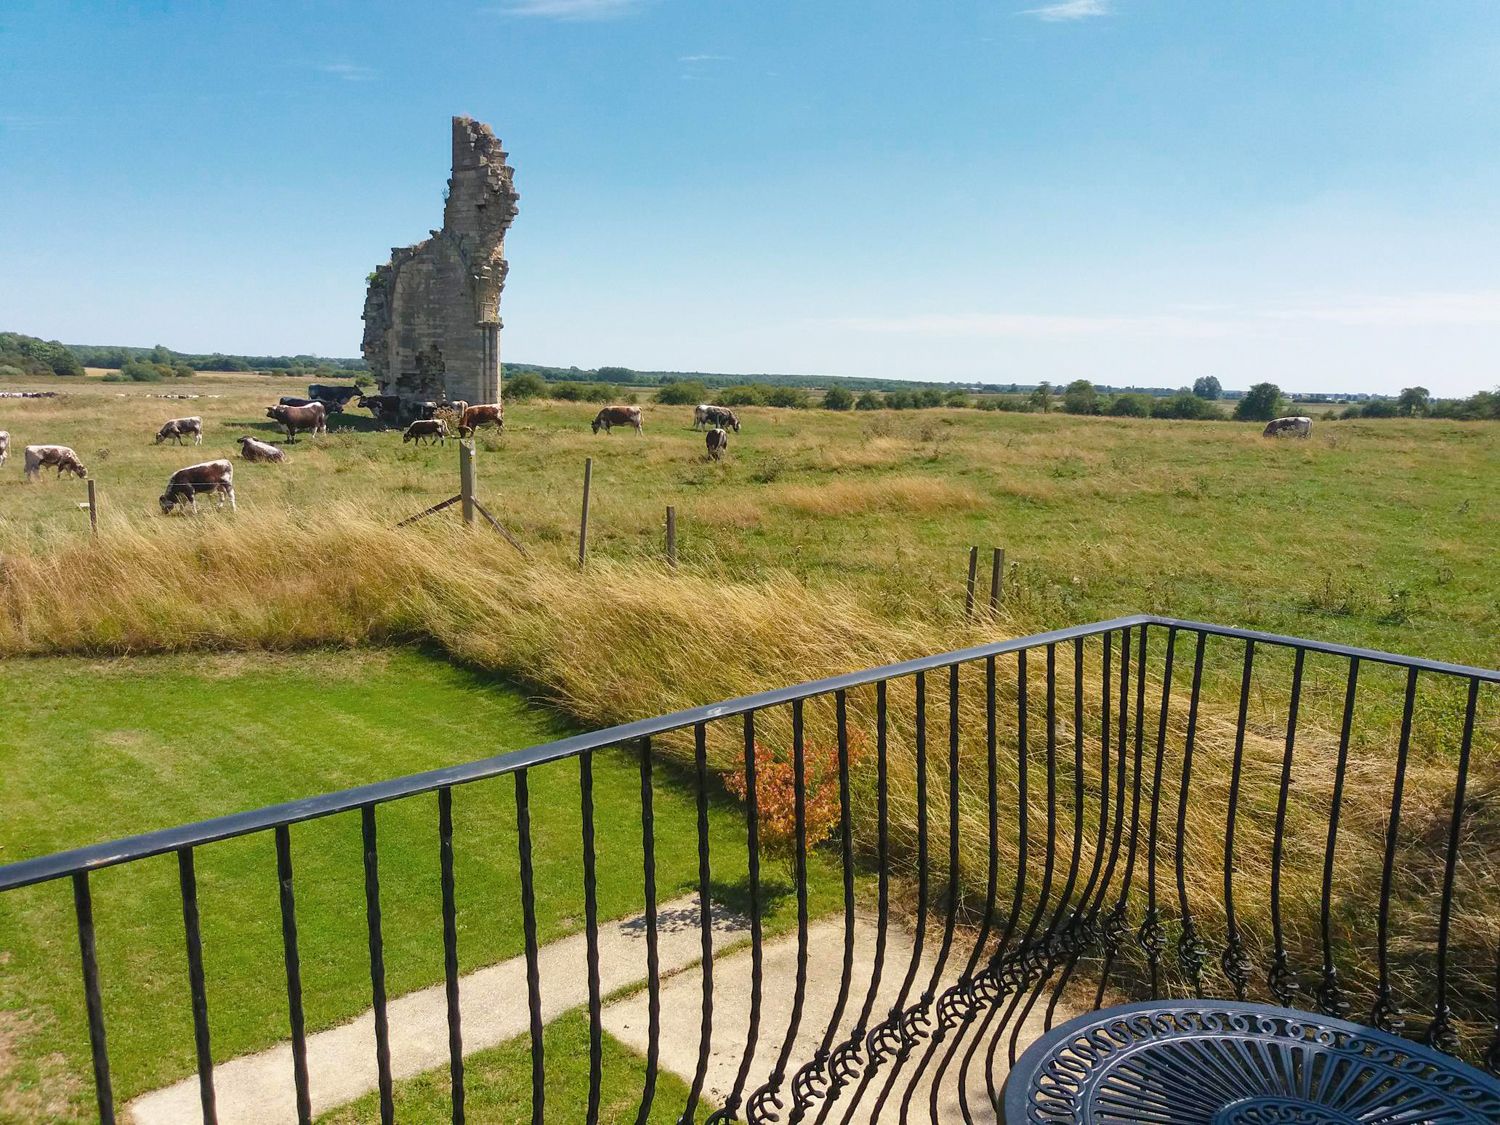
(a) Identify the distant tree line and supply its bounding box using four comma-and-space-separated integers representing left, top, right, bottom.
0, 332, 85, 378
1334, 386, 1499, 421
67, 342, 367, 378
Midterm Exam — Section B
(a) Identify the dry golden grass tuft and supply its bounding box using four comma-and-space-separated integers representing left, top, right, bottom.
0, 508, 1492, 1040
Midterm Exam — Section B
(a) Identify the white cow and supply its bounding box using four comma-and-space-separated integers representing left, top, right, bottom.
1263, 416, 1312, 438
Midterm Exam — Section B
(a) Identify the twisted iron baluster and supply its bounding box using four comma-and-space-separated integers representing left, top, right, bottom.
1139, 627, 1176, 999
707, 714, 764, 1125
1267, 648, 1305, 1007
1370, 668, 1418, 1036
1219, 640, 1256, 1001
1317, 660, 1359, 1020
1423, 678, 1479, 1055
1172, 632, 1208, 997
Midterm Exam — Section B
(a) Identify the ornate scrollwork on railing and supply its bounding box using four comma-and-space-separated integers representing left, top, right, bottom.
1177, 918, 1207, 994
789, 1049, 829, 1115
1222, 935, 1253, 1001
1267, 950, 1298, 1007
1316, 967, 1350, 1019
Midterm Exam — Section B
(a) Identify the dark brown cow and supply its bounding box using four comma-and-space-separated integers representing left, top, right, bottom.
265, 401, 327, 441
458, 403, 504, 437
154, 416, 203, 446
705, 427, 729, 461
357, 394, 406, 429
159, 459, 236, 514
403, 418, 449, 445
24, 444, 86, 481
237, 436, 286, 463
592, 406, 643, 434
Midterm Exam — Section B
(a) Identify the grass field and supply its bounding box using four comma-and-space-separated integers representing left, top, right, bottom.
0, 371, 1494, 1118
0, 370, 1493, 667
0, 649, 837, 1121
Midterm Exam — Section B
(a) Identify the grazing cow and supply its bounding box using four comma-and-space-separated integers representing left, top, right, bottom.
1263, 416, 1312, 438
419, 399, 469, 420
592, 406, 643, 434
457, 403, 504, 437
24, 444, 86, 481
237, 436, 286, 463
154, 416, 203, 446
403, 418, 449, 445
278, 396, 318, 409
0, 430, 8, 467
696, 405, 740, 432
159, 460, 236, 514
357, 394, 404, 429
705, 427, 729, 461
265, 401, 327, 441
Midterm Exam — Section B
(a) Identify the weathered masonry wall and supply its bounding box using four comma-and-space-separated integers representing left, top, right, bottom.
362, 116, 519, 407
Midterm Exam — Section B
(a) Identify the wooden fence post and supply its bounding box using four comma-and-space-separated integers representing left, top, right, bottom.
87, 479, 98, 537
459, 441, 476, 527
665, 505, 677, 569
989, 547, 1005, 615
578, 457, 593, 569
964, 545, 979, 619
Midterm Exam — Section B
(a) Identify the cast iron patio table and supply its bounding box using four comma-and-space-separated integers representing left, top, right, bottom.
1002, 999, 1500, 1123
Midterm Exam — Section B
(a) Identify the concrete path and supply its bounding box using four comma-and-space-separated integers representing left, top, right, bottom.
602, 916, 1063, 1124
128, 896, 748, 1124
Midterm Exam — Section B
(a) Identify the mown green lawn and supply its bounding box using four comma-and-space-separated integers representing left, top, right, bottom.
0, 649, 837, 1122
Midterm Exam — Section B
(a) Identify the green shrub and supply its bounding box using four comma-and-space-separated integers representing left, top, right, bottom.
1233, 382, 1286, 421
766, 387, 810, 409
1062, 379, 1100, 415
505, 371, 548, 400
719, 385, 765, 406
821, 386, 855, 410
855, 391, 883, 411
1107, 393, 1152, 418
654, 380, 709, 405
1153, 392, 1219, 420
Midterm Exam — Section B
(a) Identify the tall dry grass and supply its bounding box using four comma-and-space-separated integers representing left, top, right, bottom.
0, 508, 1493, 1048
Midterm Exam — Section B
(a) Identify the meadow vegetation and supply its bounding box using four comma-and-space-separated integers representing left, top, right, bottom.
0, 370, 1495, 1115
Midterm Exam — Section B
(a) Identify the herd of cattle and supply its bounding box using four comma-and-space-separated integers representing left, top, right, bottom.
0, 388, 742, 515
0, 385, 1314, 516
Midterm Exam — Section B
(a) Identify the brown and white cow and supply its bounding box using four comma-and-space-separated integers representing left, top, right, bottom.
705, 427, 729, 461
265, 401, 327, 441
24, 444, 86, 481
0, 430, 8, 467
1263, 416, 1312, 438
457, 403, 504, 437
159, 460, 236, 514
154, 416, 203, 446
592, 406, 643, 434
237, 436, 286, 463
403, 418, 449, 445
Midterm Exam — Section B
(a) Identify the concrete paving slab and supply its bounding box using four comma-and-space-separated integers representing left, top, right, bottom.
128, 895, 747, 1125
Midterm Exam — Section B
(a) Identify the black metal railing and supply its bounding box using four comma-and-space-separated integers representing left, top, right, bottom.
1, 615, 1495, 1123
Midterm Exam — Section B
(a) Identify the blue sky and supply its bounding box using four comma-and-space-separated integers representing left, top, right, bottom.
2, 1, 1497, 395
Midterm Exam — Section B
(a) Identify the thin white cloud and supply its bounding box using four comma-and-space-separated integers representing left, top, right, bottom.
1020, 1, 1111, 22
494, 0, 645, 19
678, 54, 729, 62
317, 62, 377, 81
1260, 292, 1500, 326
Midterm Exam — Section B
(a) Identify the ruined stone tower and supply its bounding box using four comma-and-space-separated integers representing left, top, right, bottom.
362, 117, 519, 407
